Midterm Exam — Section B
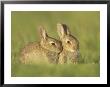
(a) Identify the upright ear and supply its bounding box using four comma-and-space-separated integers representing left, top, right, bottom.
39, 26, 47, 40
57, 23, 70, 39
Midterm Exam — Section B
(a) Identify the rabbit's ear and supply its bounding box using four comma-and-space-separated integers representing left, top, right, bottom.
57, 23, 70, 39
62, 24, 71, 35
39, 26, 47, 40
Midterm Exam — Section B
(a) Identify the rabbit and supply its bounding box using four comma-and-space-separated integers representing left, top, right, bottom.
20, 26, 62, 64
57, 23, 79, 64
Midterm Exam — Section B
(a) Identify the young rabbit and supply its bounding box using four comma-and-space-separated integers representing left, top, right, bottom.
57, 23, 79, 64
20, 26, 62, 64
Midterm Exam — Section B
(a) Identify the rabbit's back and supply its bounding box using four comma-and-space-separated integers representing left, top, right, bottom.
20, 42, 48, 64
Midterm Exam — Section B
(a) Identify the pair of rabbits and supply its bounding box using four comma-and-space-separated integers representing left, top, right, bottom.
20, 23, 79, 64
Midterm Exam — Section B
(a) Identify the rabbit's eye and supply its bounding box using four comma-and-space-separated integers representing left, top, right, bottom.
50, 42, 56, 46
67, 41, 71, 44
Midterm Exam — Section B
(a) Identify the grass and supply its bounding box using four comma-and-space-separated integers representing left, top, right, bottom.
11, 11, 100, 77
12, 63, 99, 77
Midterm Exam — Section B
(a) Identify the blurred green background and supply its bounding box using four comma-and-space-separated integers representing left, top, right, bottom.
11, 11, 100, 77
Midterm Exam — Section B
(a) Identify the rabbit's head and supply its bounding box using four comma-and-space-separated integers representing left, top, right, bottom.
39, 26, 62, 53
57, 23, 79, 52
